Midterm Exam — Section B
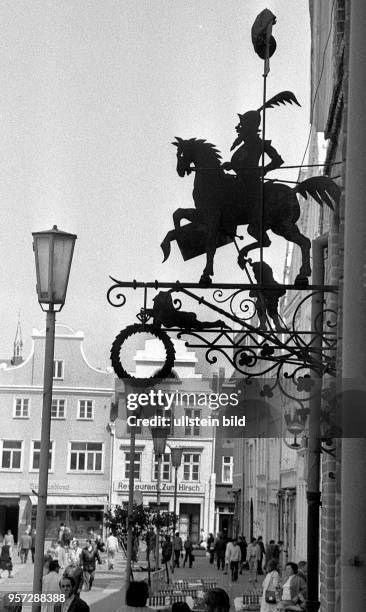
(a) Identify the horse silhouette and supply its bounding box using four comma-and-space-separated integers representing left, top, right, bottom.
161, 138, 340, 285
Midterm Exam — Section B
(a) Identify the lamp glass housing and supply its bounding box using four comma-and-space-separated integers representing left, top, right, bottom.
151, 426, 169, 456
171, 447, 183, 468
33, 225, 77, 307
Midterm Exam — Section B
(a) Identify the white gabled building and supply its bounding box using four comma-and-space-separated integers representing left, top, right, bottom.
111, 339, 216, 544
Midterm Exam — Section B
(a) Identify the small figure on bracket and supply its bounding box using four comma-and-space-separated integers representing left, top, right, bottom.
247, 261, 287, 332
145, 290, 229, 331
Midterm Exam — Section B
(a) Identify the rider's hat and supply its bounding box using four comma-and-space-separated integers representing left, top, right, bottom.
237, 110, 261, 130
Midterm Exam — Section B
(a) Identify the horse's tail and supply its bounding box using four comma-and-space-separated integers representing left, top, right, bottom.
294, 176, 340, 210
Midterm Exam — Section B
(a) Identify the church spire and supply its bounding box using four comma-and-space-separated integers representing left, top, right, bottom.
12, 313, 23, 365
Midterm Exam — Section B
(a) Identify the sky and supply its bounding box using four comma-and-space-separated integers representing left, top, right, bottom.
0, 0, 311, 370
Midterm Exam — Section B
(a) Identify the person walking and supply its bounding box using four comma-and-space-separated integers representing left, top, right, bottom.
256, 536, 265, 575
207, 533, 215, 564
260, 559, 280, 612
277, 562, 306, 611
227, 539, 241, 582
19, 530, 32, 564
80, 539, 102, 591
173, 532, 183, 568
0, 544, 14, 578
183, 536, 194, 568
4, 530, 15, 555
106, 530, 119, 570
31, 528, 36, 563
42, 559, 60, 611
223, 538, 234, 575
214, 533, 226, 571
238, 536, 247, 573
265, 540, 279, 569
247, 537, 259, 585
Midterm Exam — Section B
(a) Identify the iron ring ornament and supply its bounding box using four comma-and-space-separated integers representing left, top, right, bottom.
110, 324, 176, 387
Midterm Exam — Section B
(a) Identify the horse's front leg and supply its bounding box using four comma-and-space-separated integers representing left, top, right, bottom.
200, 214, 220, 286
173, 208, 197, 230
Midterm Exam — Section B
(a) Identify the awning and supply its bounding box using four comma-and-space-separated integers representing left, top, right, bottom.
29, 495, 108, 506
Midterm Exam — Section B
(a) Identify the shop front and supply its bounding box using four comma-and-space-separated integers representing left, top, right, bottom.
0, 497, 19, 542
113, 479, 211, 543
29, 495, 108, 541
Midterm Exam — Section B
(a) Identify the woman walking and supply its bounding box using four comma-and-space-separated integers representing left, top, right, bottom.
260, 559, 280, 612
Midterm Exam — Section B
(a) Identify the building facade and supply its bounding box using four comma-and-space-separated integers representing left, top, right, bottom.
0, 324, 114, 542
111, 338, 216, 543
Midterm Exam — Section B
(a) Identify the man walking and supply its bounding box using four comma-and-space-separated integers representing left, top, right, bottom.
214, 533, 226, 571
19, 530, 32, 564
173, 532, 183, 568
256, 535, 265, 575
183, 536, 194, 568
228, 539, 241, 582
80, 539, 102, 591
106, 530, 119, 570
247, 537, 259, 585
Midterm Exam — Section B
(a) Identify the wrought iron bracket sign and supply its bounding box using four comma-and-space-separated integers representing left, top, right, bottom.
108, 277, 337, 388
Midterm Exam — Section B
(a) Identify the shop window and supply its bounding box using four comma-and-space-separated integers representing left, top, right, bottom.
183, 453, 200, 481
184, 409, 201, 436
53, 360, 64, 380
221, 456, 233, 483
51, 399, 66, 419
124, 452, 141, 480
14, 398, 30, 418
78, 400, 94, 420
30, 440, 54, 471
153, 453, 171, 481
69, 442, 103, 472
1, 440, 23, 470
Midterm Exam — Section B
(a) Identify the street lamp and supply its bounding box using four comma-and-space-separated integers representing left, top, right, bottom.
151, 426, 169, 570
170, 447, 183, 573
32, 226, 76, 607
284, 406, 308, 449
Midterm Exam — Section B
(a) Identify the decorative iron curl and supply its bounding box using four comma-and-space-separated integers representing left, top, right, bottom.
107, 283, 127, 308
213, 289, 257, 321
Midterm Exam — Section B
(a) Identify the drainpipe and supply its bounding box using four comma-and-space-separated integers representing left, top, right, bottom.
306, 233, 327, 612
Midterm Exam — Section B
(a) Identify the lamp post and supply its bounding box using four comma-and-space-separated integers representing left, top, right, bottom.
32, 226, 76, 608
170, 447, 183, 573
151, 426, 169, 570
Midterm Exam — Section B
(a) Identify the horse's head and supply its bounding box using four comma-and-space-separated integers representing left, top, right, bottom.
172, 137, 194, 177
172, 137, 222, 177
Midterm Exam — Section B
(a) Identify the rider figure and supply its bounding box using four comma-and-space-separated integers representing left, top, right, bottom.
222, 109, 284, 209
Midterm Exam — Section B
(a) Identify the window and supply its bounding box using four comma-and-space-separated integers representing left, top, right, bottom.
78, 400, 94, 420
185, 409, 201, 436
183, 453, 200, 481
69, 442, 103, 472
51, 399, 66, 419
124, 452, 142, 480
156, 406, 173, 435
14, 398, 29, 418
222, 456, 233, 483
1, 440, 23, 470
53, 360, 64, 379
153, 453, 171, 481
31, 440, 54, 471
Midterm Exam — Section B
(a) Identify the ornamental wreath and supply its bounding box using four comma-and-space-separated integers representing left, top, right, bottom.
110, 323, 176, 387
